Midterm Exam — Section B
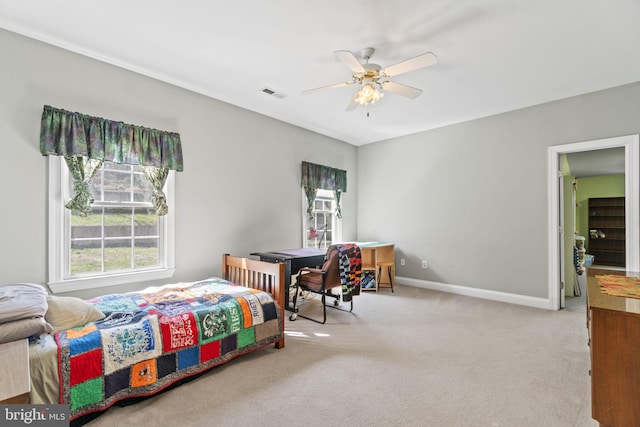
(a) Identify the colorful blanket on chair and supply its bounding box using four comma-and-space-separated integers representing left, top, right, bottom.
335, 243, 362, 302
55, 278, 283, 420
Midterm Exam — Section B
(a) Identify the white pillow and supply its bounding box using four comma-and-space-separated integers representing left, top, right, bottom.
0, 316, 53, 344
45, 295, 105, 333
0, 283, 48, 323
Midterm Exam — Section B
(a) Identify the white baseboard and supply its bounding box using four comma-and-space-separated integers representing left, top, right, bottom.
396, 276, 552, 310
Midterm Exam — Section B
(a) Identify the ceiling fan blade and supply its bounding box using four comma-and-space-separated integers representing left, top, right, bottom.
334, 50, 365, 73
345, 93, 359, 111
383, 52, 438, 77
382, 81, 423, 99
303, 81, 351, 95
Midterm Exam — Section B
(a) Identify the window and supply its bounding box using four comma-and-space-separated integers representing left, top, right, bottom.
302, 189, 342, 249
48, 157, 175, 293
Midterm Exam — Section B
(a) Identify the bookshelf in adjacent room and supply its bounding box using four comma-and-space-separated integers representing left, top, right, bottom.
588, 197, 625, 267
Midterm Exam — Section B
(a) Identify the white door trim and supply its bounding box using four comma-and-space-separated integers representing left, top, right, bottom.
548, 135, 639, 310
558, 172, 566, 309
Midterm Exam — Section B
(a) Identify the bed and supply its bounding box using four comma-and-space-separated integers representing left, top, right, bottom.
26, 254, 285, 422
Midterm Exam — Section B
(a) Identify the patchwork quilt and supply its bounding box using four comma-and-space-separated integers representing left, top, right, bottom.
55, 278, 283, 420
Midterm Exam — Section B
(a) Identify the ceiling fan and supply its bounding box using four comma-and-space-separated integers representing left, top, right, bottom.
303, 47, 438, 111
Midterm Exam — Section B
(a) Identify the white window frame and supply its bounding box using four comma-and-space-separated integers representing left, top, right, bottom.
48, 156, 176, 293
301, 188, 343, 248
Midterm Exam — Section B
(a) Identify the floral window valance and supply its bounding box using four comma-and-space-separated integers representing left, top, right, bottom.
39, 105, 183, 216
301, 161, 347, 219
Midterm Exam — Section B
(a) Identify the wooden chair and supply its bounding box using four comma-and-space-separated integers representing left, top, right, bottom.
289, 245, 353, 324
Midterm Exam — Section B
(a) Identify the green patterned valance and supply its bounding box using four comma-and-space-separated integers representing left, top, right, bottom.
40, 105, 183, 171
301, 161, 347, 220
301, 161, 347, 192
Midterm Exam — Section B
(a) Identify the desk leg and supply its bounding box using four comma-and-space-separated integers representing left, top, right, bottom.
376, 262, 395, 292
379, 264, 394, 292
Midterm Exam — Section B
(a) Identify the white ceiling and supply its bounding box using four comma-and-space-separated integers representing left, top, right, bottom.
1, 0, 640, 146
566, 148, 625, 178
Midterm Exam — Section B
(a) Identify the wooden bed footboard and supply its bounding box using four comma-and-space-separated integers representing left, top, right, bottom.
222, 254, 285, 349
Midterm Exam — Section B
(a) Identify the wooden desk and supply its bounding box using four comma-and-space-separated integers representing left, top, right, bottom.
0, 339, 30, 403
587, 268, 640, 427
251, 248, 326, 311
357, 242, 395, 292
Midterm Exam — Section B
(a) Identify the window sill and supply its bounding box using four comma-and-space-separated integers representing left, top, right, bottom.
48, 268, 176, 294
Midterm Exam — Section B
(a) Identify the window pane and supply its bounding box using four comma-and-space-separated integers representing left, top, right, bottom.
70, 240, 102, 274
102, 164, 133, 202
104, 239, 132, 271
316, 218, 327, 231
135, 238, 159, 268
88, 172, 103, 202
103, 162, 131, 172
70, 208, 103, 239
71, 164, 156, 276
104, 208, 132, 238
134, 173, 153, 202
135, 208, 158, 236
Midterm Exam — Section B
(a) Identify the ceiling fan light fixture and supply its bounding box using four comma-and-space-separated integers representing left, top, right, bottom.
354, 83, 384, 106
305, 47, 437, 111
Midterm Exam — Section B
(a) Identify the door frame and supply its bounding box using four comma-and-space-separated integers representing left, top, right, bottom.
548, 134, 640, 310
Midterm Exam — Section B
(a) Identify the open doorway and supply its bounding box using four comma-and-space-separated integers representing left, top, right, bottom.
568, 150, 625, 269
547, 135, 640, 310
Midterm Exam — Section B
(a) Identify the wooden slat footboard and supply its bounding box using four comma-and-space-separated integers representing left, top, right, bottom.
222, 254, 285, 349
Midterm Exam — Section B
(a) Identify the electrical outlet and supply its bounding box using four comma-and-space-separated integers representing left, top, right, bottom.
400, 258, 405, 266
421, 260, 428, 269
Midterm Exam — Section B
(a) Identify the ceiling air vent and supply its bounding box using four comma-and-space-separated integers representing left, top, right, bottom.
261, 87, 287, 99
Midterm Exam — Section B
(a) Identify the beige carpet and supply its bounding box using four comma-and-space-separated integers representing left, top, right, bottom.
84, 284, 597, 427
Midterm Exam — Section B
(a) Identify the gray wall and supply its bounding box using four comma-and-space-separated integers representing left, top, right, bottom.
357, 81, 640, 299
3, 26, 639, 303
0, 29, 357, 298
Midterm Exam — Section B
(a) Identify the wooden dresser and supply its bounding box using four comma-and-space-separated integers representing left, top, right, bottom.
587, 269, 640, 427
